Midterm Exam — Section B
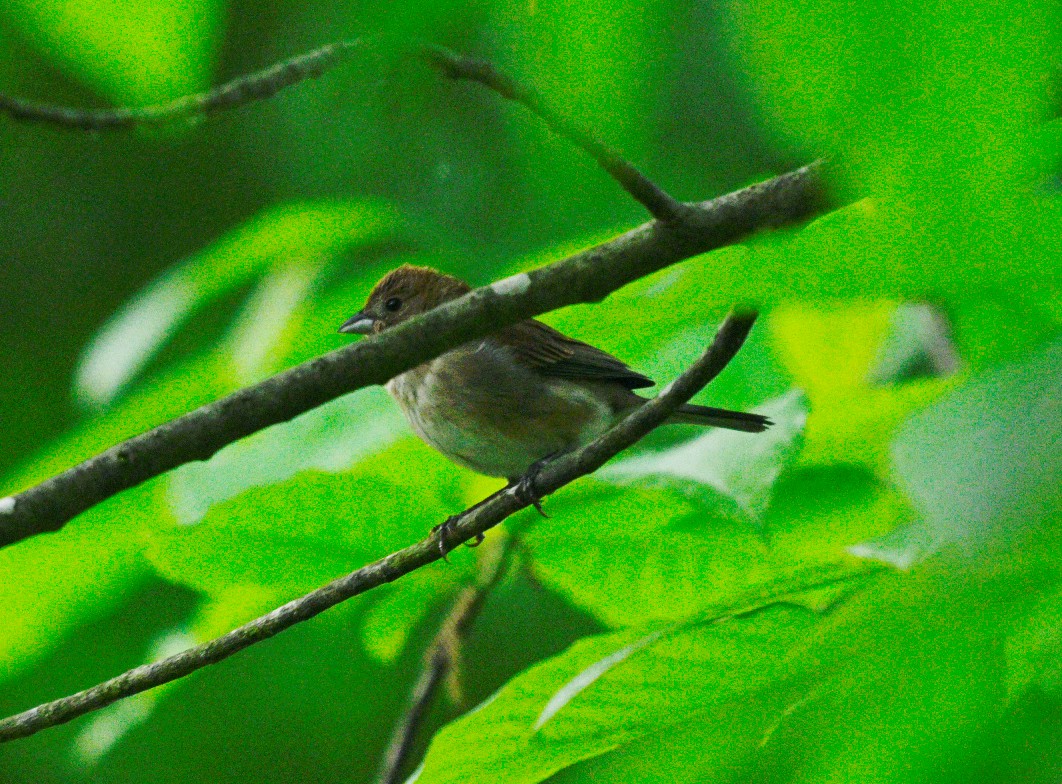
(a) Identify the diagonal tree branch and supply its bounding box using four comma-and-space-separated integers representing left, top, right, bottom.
424, 45, 685, 221
0, 312, 758, 744
0, 44, 827, 550
376, 531, 519, 784
0, 39, 363, 130
0, 161, 827, 551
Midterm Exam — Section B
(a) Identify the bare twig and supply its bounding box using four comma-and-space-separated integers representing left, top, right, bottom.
376, 532, 518, 784
1, 36, 684, 222
424, 45, 685, 221
0, 162, 826, 551
0, 312, 757, 743
0, 39, 361, 130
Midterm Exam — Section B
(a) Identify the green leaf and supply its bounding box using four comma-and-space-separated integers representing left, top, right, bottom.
418, 567, 1013, 784
147, 440, 474, 601
0, 0, 223, 105
360, 568, 455, 664
601, 390, 807, 523
853, 335, 1062, 567
729, 0, 1050, 192
0, 482, 165, 684
0, 354, 237, 682
415, 604, 822, 784
75, 200, 398, 407
166, 387, 405, 526
547, 702, 799, 784
5, 353, 238, 494
770, 300, 957, 471
1006, 582, 1062, 701
754, 573, 1009, 784
0, 203, 408, 683
527, 463, 902, 628
721, 0, 1062, 369
70, 580, 314, 764
71, 625, 196, 764
488, 0, 668, 232
534, 245, 792, 409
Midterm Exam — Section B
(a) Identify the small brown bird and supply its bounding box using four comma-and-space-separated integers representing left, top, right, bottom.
339, 265, 769, 546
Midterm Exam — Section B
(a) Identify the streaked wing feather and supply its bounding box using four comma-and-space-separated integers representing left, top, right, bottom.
496, 320, 654, 390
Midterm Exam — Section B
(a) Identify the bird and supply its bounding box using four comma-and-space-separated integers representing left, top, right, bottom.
339, 264, 770, 553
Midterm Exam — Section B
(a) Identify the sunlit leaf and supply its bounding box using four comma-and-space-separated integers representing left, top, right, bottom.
415, 604, 821, 784
602, 390, 807, 523
75, 200, 398, 408
0, 0, 223, 105
0, 482, 167, 684
771, 300, 956, 470
147, 440, 475, 601
853, 335, 1062, 568
527, 463, 900, 628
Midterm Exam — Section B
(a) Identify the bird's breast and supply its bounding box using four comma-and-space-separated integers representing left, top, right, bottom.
384, 343, 615, 478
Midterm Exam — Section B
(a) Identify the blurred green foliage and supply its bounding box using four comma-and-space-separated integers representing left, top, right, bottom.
0, 0, 1059, 782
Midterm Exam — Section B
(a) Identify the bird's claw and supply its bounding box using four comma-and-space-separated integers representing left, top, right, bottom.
512, 458, 551, 518
431, 517, 485, 562
432, 517, 458, 561
435, 455, 558, 560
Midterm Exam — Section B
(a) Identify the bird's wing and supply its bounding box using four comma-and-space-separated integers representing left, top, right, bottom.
494, 320, 655, 390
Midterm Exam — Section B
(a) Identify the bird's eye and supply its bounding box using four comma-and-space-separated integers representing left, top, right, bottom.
384, 297, 402, 312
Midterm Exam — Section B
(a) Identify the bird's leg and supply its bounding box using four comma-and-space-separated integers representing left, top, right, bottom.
435, 455, 560, 560
431, 495, 495, 561
431, 517, 459, 561
508, 454, 560, 518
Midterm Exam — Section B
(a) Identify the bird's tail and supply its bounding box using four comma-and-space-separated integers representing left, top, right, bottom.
668, 404, 772, 433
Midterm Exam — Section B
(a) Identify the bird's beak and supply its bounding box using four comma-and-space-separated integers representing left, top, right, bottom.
338, 311, 376, 335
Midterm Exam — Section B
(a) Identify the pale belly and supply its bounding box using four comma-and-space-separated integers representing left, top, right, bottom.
385, 345, 616, 479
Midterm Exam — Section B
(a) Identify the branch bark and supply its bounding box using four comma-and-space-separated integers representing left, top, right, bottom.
0, 311, 758, 744
0, 162, 826, 551
1, 36, 718, 221
424, 45, 684, 221
0, 39, 362, 130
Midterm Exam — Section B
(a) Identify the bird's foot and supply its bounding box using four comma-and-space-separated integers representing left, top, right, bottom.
510, 456, 554, 518
432, 517, 458, 561
431, 517, 485, 562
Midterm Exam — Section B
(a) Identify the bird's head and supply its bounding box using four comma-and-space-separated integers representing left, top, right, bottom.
338, 265, 471, 335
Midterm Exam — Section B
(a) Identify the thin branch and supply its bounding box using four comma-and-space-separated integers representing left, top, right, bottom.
376, 532, 518, 784
0, 39, 361, 130
2, 37, 683, 222
424, 45, 685, 222
0, 161, 826, 552
0, 312, 757, 744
